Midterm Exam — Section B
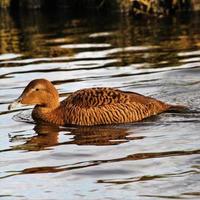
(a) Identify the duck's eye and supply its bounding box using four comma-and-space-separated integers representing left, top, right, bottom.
35, 88, 39, 91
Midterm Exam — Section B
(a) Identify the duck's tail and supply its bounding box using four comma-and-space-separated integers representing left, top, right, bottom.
167, 104, 189, 113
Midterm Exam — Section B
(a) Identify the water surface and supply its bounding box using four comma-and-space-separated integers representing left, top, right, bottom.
0, 11, 200, 200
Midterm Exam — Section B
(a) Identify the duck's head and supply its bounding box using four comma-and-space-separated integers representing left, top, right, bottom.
8, 79, 60, 110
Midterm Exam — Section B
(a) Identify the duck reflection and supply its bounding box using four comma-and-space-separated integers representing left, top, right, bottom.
9, 123, 144, 151
67, 125, 144, 146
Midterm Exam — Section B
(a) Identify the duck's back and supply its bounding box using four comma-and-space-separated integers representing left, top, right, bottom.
61, 88, 170, 126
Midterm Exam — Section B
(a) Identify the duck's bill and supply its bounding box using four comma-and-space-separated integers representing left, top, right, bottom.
8, 98, 23, 110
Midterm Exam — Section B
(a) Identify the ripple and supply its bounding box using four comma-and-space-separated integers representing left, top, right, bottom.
0, 53, 21, 61
89, 32, 113, 38
61, 43, 111, 49
178, 50, 200, 57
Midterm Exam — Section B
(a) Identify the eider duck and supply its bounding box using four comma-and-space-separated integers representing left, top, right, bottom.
8, 79, 186, 126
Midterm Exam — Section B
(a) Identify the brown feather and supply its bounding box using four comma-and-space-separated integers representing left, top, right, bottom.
60, 87, 170, 125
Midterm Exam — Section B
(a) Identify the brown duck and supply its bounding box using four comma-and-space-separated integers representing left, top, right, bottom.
8, 79, 186, 126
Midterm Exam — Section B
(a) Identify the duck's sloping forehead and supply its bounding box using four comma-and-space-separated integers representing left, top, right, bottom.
24, 79, 52, 91
31, 79, 50, 86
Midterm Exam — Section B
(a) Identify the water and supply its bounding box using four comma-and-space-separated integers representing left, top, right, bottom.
0, 10, 200, 200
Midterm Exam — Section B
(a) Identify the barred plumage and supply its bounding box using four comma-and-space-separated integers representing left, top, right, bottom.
8, 79, 187, 126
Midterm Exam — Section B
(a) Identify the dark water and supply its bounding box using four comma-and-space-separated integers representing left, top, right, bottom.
0, 10, 200, 200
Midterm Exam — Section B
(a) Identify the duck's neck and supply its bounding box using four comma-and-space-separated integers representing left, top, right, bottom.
32, 104, 65, 126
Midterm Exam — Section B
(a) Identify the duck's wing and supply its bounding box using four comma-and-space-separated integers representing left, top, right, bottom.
63, 87, 155, 108
61, 88, 170, 125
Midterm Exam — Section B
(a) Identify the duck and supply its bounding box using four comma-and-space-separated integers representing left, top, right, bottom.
8, 79, 186, 126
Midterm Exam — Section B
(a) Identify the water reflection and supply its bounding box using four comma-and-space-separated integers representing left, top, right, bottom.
3, 138, 199, 178
8, 123, 146, 151
0, 10, 74, 58
1, 10, 200, 68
